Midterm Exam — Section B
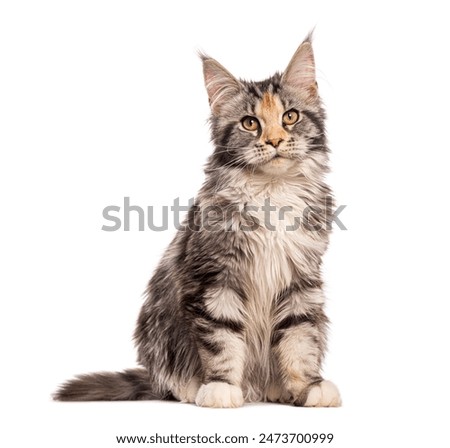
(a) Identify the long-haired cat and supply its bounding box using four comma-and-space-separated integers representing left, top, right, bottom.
54, 34, 341, 407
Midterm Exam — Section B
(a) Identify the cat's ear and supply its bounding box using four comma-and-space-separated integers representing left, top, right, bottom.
282, 36, 317, 97
201, 55, 241, 114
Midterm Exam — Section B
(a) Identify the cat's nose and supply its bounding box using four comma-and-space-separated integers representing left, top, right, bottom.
265, 137, 284, 148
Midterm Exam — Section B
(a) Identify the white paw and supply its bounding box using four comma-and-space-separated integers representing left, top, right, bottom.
195, 382, 244, 408
305, 380, 341, 407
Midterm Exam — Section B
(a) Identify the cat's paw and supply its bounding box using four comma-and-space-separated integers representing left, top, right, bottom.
195, 382, 244, 408
304, 380, 341, 407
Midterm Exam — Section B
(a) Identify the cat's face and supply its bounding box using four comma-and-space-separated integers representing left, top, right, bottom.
202, 37, 327, 177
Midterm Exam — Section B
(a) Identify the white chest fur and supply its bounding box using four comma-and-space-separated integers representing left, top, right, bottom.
242, 179, 326, 296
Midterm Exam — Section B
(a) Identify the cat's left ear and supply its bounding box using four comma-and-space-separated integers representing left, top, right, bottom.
201, 55, 242, 115
282, 38, 317, 98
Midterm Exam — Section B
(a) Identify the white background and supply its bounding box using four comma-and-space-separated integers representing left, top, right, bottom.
1, 1, 449, 447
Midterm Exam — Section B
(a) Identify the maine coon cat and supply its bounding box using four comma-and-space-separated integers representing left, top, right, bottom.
55, 34, 341, 407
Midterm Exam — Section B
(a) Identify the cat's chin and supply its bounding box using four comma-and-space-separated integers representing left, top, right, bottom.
258, 157, 297, 175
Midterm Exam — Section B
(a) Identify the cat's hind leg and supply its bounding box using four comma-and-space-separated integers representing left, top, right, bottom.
170, 377, 201, 403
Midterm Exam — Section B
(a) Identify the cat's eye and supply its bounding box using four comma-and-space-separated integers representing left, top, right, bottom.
241, 116, 260, 132
282, 109, 300, 126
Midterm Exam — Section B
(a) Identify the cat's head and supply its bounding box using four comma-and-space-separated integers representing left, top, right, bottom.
202, 35, 327, 178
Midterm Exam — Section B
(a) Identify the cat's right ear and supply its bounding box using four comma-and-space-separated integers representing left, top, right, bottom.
200, 54, 241, 115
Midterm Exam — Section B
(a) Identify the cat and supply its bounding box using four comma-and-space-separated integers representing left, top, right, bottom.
54, 33, 341, 408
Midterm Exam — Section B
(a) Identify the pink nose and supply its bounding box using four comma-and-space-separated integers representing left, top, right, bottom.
265, 138, 284, 148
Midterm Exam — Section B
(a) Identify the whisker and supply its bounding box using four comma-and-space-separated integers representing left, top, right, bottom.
212, 145, 258, 152
205, 156, 250, 172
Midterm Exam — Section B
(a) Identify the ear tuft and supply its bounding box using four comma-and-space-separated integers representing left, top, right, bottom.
200, 54, 241, 114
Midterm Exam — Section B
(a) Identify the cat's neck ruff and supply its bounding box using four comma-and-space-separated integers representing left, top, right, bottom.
207, 161, 326, 204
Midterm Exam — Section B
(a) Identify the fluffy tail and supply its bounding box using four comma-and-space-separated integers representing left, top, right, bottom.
53, 368, 170, 401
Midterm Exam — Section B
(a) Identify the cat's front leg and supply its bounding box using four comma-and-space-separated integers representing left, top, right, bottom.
190, 287, 246, 408
272, 287, 341, 407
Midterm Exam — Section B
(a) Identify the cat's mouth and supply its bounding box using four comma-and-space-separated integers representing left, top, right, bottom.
260, 151, 299, 171
270, 154, 290, 162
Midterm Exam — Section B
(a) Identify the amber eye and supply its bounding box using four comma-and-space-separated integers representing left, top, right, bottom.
241, 116, 260, 132
282, 109, 300, 126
